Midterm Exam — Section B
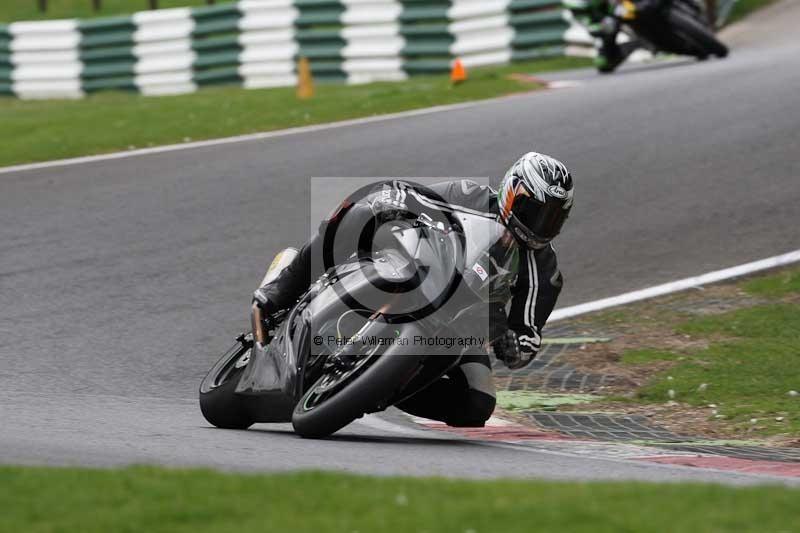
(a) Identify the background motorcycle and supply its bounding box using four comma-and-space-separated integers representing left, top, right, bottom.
199, 210, 515, 438
567, 0, 729, 72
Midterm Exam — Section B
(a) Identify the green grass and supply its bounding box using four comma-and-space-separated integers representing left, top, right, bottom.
620, 349, 686, 365
621, 267, 800, 435
0, 56, 589, 167
726, 0, 781, 25
0, 1, 210, 22
0, 466, 798, 533
743, 267, 800, 297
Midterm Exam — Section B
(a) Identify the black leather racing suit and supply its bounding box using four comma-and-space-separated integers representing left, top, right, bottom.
258, 180, 563, 427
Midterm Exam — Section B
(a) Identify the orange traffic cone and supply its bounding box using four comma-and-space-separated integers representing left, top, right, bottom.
450, 58, 467, 85
296, 57, 314, 99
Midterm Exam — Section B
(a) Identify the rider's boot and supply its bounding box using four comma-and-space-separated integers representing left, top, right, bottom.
595, 16, 639, 74
596, 42, 625, 73
595, 16, 623, 73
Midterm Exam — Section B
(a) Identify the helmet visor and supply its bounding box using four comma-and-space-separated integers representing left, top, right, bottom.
510, 195, 570, 243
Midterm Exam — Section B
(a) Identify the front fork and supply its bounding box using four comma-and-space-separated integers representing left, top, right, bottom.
251, 302, 268, 345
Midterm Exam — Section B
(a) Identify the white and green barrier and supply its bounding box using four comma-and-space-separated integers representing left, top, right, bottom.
1, 0, 588, 99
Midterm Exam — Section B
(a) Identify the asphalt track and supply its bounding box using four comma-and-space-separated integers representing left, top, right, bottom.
1, 1, 799, 484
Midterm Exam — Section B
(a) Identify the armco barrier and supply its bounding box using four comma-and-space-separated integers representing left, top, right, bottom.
0, 0, 584, 99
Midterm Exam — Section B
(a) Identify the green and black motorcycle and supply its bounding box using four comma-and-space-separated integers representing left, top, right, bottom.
566, 0, 728, 73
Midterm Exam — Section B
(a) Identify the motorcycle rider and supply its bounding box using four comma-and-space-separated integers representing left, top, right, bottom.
568, 0, 665, 72
253, 152, 574, 427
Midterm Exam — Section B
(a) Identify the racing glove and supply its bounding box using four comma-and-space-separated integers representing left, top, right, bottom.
369, 183, 411, 223
252, 287, 273, 311
492, 329, 538, 370
597, 15, 620, 36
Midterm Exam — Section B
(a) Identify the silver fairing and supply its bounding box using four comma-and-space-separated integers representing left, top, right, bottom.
232, 213, 517, 410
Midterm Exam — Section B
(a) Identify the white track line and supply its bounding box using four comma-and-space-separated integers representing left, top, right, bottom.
546, 80, 584, 90
0, 98, 507, 176
549, 249, 800, 322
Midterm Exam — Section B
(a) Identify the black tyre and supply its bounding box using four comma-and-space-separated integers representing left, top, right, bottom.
292, 349, 424, 438
199, 336, 255, 429
667, 8, 728, 58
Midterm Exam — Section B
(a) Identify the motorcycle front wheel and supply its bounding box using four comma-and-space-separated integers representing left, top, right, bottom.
292, 343, 425, 438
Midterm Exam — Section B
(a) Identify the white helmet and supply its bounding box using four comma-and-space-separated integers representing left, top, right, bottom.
497, 152, 574, 249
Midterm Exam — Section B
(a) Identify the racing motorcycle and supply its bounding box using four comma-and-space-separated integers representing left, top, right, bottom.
566, 0, 728, 72
199, 206, 516, 438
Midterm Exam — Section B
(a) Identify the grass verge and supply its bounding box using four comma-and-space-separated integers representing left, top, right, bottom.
1, 466, 798, 533
594, 265, 800, 438
0, 57, 588, 168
